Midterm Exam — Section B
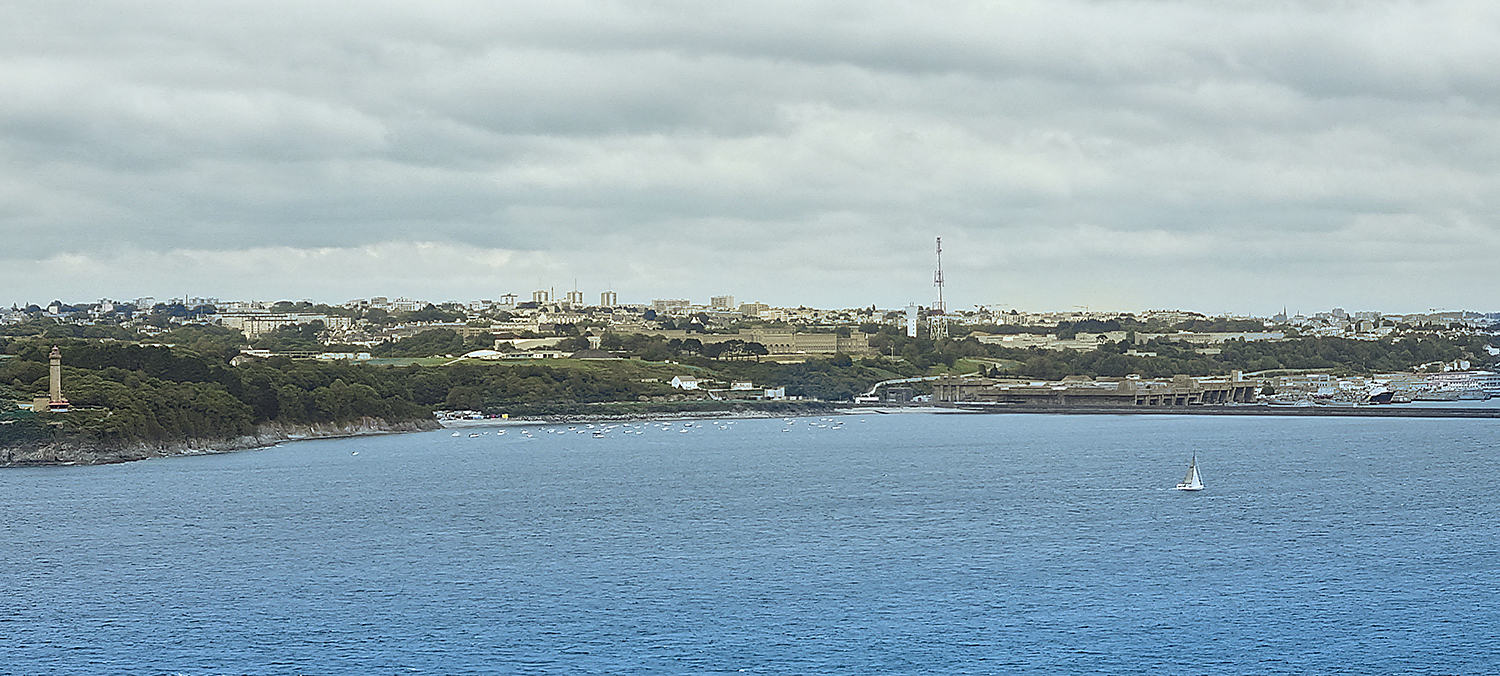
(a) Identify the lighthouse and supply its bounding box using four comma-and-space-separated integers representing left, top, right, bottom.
48, 346, 69, 411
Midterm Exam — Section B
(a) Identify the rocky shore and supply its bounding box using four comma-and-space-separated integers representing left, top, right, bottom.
438, 401, 846, 427
1, 416, 443, 467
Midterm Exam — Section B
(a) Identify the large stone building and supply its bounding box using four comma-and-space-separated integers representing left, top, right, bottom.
933, 372, 1258, 407
219, 312, 354, 339
1133, 331, 1285, 345
637, 328, 874, 356
652, 299, 692, 315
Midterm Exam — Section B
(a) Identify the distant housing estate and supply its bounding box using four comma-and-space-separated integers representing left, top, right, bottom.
6, 288, 1496, 365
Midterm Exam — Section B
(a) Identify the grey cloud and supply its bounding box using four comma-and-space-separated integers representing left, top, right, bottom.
2, 0, 1498, 312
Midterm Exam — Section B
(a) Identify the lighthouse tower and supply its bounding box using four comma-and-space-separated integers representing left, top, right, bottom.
48, 346, 69, 411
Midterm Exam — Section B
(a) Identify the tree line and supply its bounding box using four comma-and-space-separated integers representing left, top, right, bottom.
3, 326, 1494, 448
0, 338, 430, 445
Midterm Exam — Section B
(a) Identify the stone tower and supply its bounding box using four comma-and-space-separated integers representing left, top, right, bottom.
49, 346, 68, 409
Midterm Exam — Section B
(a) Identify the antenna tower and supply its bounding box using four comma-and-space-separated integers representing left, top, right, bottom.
931, 237, 948, 339
934, 237, 946, 315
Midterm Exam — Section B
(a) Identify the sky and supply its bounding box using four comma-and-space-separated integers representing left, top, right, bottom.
3, 0, 1497, 316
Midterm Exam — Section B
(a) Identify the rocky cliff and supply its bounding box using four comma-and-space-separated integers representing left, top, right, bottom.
1, 416, 442, 467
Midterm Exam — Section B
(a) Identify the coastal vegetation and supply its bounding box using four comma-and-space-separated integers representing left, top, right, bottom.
2, 313, 1496, 456
999, 333, 1495, 380
1, 338, 429, 447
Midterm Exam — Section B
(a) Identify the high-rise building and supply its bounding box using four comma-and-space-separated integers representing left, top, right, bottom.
738, 303, 769, 317
652, 299, 691, 315
711, 295, 735, 310
906, 304, 919, 338
532, 290, 549, 304
565, 290, 584, 306
600, 291, 618, 308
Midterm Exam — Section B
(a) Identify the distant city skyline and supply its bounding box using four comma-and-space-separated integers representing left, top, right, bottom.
7, 292, 1494, 321
3, 2, 1497, 315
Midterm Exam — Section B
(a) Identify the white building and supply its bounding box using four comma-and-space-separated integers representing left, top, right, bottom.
1428, 371, 1500, 396
390, 298, 423, 312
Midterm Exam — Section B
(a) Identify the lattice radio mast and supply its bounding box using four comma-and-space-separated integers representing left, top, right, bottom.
931, 237, 948, 339
934, 237, 946, 315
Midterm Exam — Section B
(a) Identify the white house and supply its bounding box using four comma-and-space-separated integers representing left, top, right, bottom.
670, 375, 701, 390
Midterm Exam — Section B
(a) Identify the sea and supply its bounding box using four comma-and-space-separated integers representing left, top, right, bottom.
3, 410, 1498, 675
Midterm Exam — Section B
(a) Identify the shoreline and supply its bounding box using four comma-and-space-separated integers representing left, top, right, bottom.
11, 401, 1492, 467
439, 407, 884, 428
437, 401, 858, 427
1, 417, 443, 468
443, 402, 1500, 426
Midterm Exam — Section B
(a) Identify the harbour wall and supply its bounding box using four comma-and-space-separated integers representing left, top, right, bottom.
939, 403, 1500, 419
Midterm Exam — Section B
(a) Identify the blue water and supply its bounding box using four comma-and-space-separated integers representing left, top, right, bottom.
3, 413, 1498, 674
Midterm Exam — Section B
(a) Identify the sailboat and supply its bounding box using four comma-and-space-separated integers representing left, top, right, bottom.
1175, 454, 1204, 491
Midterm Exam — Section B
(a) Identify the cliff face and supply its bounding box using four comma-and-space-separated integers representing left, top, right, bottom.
0, 416, 442, 467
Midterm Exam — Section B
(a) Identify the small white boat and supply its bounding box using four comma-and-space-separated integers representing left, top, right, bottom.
1175, 454, 1204, 491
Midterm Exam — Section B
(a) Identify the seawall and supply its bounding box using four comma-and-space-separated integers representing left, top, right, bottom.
940, 403, 1500, 419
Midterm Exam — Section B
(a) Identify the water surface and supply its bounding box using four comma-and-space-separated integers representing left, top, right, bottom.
3, 412, 1497, 674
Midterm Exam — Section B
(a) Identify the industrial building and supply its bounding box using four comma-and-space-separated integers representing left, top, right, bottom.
933, 372, 1259, 407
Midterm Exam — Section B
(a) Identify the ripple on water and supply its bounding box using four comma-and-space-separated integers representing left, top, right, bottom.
1, 413, 1497, 674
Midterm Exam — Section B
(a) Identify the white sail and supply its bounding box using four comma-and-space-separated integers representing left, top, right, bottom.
1176, 455, 1203, 491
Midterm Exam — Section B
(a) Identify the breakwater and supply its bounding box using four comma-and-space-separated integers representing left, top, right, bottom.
941, 403, 1500, 418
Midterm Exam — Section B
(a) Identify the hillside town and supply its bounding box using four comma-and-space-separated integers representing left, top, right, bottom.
4, 290, 1499, 410
6, 292, 1496, 350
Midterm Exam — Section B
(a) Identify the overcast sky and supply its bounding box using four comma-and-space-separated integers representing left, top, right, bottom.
3, 0, 1497, 315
